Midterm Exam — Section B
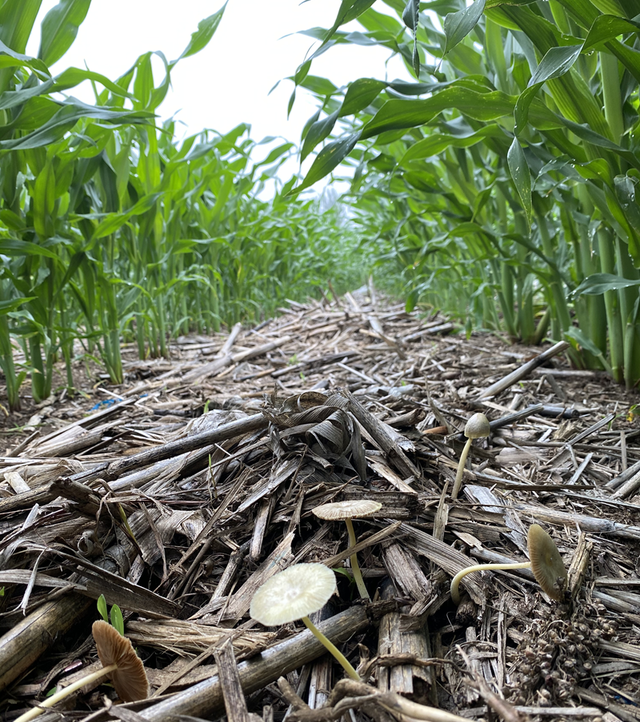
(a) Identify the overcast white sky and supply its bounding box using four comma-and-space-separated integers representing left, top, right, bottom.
28, 0, 408, 150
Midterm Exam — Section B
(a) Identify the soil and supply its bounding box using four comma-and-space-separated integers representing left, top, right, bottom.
1, 286, 639, 722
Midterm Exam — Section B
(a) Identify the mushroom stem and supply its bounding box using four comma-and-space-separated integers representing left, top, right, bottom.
15, 663, 118, 722
452, 437, 473, 500
450, 562, 532, 604
344, 518, 369, 600
302, 616, 360, 681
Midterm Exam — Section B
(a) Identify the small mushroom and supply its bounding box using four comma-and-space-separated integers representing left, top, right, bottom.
451, 413, 490, 500
450, 523, 567, 604
250, 563, 359, 680
311, 499, 382, 600
16, 621, 148, 722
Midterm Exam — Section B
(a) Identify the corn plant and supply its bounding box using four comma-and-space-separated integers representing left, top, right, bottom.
291, 0, 640, 387
0, 1, 366, 411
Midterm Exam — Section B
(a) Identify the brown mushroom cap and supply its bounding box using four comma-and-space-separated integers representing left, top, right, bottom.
312, 499, 382, 521
527, 524, 567, 601
92, 620, 149, 702
464, 413, 491, 440
250, 563, 336, 626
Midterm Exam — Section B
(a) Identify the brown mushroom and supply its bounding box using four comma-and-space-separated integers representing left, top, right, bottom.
450, 523, 567, 604
312, 499, 382, 600
15, 621, 148, 722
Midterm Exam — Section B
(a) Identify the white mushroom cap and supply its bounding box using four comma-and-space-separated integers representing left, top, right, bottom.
464, 413, 491, 440
250, 563, 336, 626
312, 499, 382, 521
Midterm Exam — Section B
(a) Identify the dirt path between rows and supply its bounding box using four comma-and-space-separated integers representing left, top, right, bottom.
1, 287, 639, 722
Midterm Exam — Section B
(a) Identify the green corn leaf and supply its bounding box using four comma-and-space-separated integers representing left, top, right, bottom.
402, 0, 420, 76
362, 89, 515, 138
0, 297, 35, 315
53, 68, 136, 99
614, 175, 640, 232
38, 0, 91, 67
313, 0, 378, 58
0, 209, 26, 230
507, 136, 532, 229
0, 103, 153, 150
514, 44, 581, 135
0, 0, 41, 53
0, 79, 55, 111
90, 192, 164, 241
443, 0, 486, 56
340, 78, 388, 116
582, 15, 640, 53
178, 3, 227, 61
400, 126, 503, 164
0, 39, 50, 78
33, 159, 56, 239
292, 132, 361, 194
0, 239, 59, 260
298, 75, 339, 97
301, 110, 339, 162
564, 327, 612, 374
575, 273, 640, 295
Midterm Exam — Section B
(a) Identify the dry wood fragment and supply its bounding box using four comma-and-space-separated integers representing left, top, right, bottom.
577, 687, 640, 722
0, 595, 93, 691
478, 341, 569, 398
219, 531, 295, 623
566, 530, 591, 599
80, 412, 268, 483
215, 638, 253, 722
399, 523, 484, 602
377, 580, 431, 697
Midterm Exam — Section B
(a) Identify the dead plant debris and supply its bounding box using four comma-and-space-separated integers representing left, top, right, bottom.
1, 287, 639, 722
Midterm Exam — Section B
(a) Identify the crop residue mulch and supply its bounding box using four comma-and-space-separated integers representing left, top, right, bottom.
1, 287, 639, 722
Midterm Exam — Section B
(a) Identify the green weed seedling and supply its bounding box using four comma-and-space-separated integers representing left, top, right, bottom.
97, 594, 125, 636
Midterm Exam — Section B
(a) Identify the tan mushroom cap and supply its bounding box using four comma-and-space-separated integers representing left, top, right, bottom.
250, 563, 336, 626
527, 524, 567, 601
312, 499, 382, 521
91, 620, 149, 702
464, 413, 491, 440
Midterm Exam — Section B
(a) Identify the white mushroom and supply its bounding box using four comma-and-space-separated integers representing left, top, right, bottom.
451, 413, 490, 500
250, 563, 359, 680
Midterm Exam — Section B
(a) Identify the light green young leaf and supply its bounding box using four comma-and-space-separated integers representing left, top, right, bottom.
97, 594, 108, 623
110, 604, 125, 636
